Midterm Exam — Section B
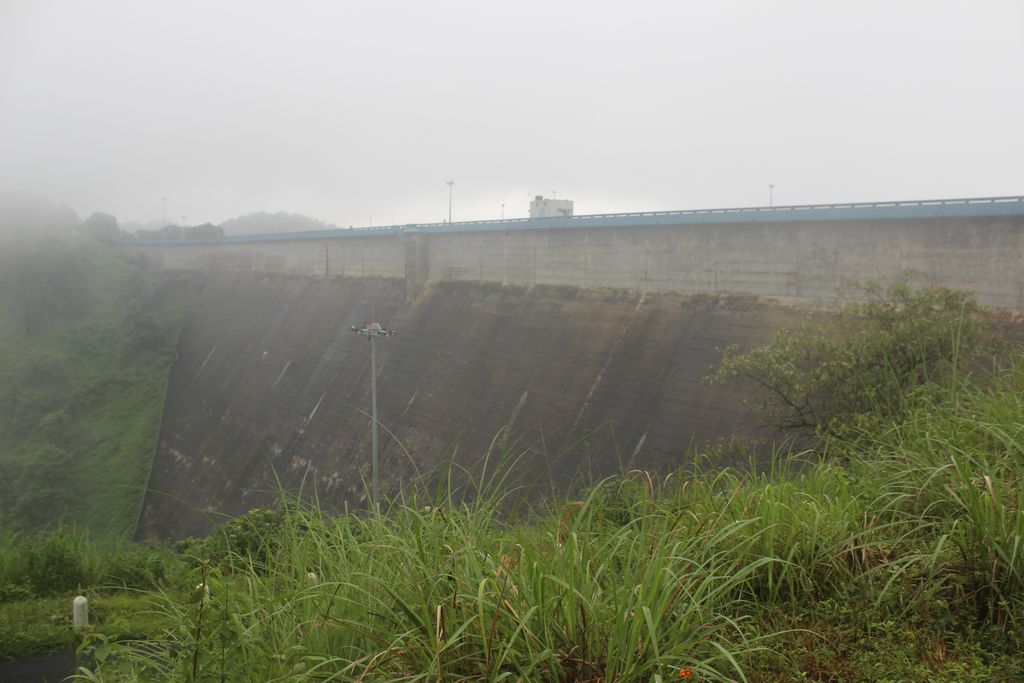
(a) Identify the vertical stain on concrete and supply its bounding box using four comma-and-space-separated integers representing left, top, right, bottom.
400, 389, 419, 418
273, 360, 292, 386
628, 430, 649, 469
302, 392, 326, 429
572, 357, 611, 429
507, 390, 529, 432
503, 232, 510, 286
189, 344, 218, 386
635, 290, 647, 311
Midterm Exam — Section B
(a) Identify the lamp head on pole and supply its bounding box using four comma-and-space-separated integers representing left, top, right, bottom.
352, 320, 397, 338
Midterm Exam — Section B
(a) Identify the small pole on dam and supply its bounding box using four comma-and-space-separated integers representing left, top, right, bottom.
352, 320, 397, 511
447, 179, 455, 223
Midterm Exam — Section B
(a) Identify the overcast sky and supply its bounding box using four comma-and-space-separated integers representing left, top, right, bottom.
1, 1, 1022, 228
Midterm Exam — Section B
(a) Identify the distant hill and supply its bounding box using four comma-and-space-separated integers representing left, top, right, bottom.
219, 211, 334, 236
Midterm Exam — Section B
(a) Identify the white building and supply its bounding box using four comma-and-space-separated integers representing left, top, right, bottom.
529, 195, 574, 218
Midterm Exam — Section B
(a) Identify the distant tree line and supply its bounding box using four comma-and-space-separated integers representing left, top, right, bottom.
129, 211, 332, 240
0, 193, 333, 244
219, 211, 331, 236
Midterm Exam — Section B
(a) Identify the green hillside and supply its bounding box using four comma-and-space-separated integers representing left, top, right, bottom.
0, 235, 185, 536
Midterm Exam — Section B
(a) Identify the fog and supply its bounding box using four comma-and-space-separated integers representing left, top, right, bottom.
1, 0, 1021, 229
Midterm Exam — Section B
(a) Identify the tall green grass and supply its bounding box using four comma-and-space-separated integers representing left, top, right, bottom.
68, 355, 1024, 681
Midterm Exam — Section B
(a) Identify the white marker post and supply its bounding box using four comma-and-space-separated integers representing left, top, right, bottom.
72, 596, 88, 632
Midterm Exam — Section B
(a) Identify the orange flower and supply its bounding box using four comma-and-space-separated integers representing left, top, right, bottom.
679, 668, 693, 679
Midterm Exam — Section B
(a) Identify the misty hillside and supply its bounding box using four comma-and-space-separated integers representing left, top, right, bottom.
219, 211, 333, 236
0, 234, 185, 535
0, 194, 79, 238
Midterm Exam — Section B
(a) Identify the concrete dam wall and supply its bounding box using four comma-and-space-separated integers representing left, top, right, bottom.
124, 197, 1024, 308
128, 197, 1024, 538
136, 275, 807, 539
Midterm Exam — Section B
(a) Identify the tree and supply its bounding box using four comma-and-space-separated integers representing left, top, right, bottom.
219, 211, 329, 236
706, 282, 993, 436
82, 212, 121, 241
0, 193, 79, 241
184, 223, 224, 240
0, 238, 92, 336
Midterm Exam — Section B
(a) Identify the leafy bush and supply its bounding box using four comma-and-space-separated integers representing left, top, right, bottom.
0, 526, 185, 602
187, 507, 289, 570
103, 545, 179, 589
14, 529, 87, 596
707, 281, 993, 435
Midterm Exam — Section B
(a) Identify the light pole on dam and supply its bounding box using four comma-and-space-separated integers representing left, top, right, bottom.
351, 320, 397, 510
447, 179, 455, 223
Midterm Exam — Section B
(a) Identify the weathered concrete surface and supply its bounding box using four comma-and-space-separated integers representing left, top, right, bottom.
424, 217, 1024, 307
124, 214, 1024, 309
136, 274, 811, 539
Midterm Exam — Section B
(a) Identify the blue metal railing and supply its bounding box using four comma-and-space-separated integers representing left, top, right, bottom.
121, 195, 1024, 246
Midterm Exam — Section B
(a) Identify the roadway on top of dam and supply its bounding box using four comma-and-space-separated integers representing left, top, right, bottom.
126, 195, 1024, 246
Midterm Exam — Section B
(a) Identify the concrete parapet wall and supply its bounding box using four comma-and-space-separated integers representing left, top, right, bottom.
122, 212, 1024, 309
424, 217, 1024, 307
134, 235, 405, 279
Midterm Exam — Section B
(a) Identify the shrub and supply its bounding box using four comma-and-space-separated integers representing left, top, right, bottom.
103, 545, 178, 589
19, 529, 87, 595
707, 281, 993, 436
191, 507, 289, 570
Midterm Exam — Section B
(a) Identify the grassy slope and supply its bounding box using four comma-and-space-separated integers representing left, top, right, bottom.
0, 235, 185, 536
47, 356, 1019, 681
2, 362, 1022, 677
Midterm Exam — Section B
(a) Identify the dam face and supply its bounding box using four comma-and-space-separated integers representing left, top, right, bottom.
136, 276, 805, 539
127, 197, 1024, 538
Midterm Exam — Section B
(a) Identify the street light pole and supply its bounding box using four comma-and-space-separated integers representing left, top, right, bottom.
161, 197, 167, 228
370, 334, 378, 505
351, 320, 396, 510
447, 180, 455, 223
501, 203, 505, 220
769, 184, 775, 207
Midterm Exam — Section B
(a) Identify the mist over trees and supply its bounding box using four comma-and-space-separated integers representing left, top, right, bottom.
0, 193, 79, 241
0, 195, 332, 241
126, 211, 324, 240
0, 194, 92, 335
0, 240, 93, 336
219, 211, 331, 236
82, 212, 121, 241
